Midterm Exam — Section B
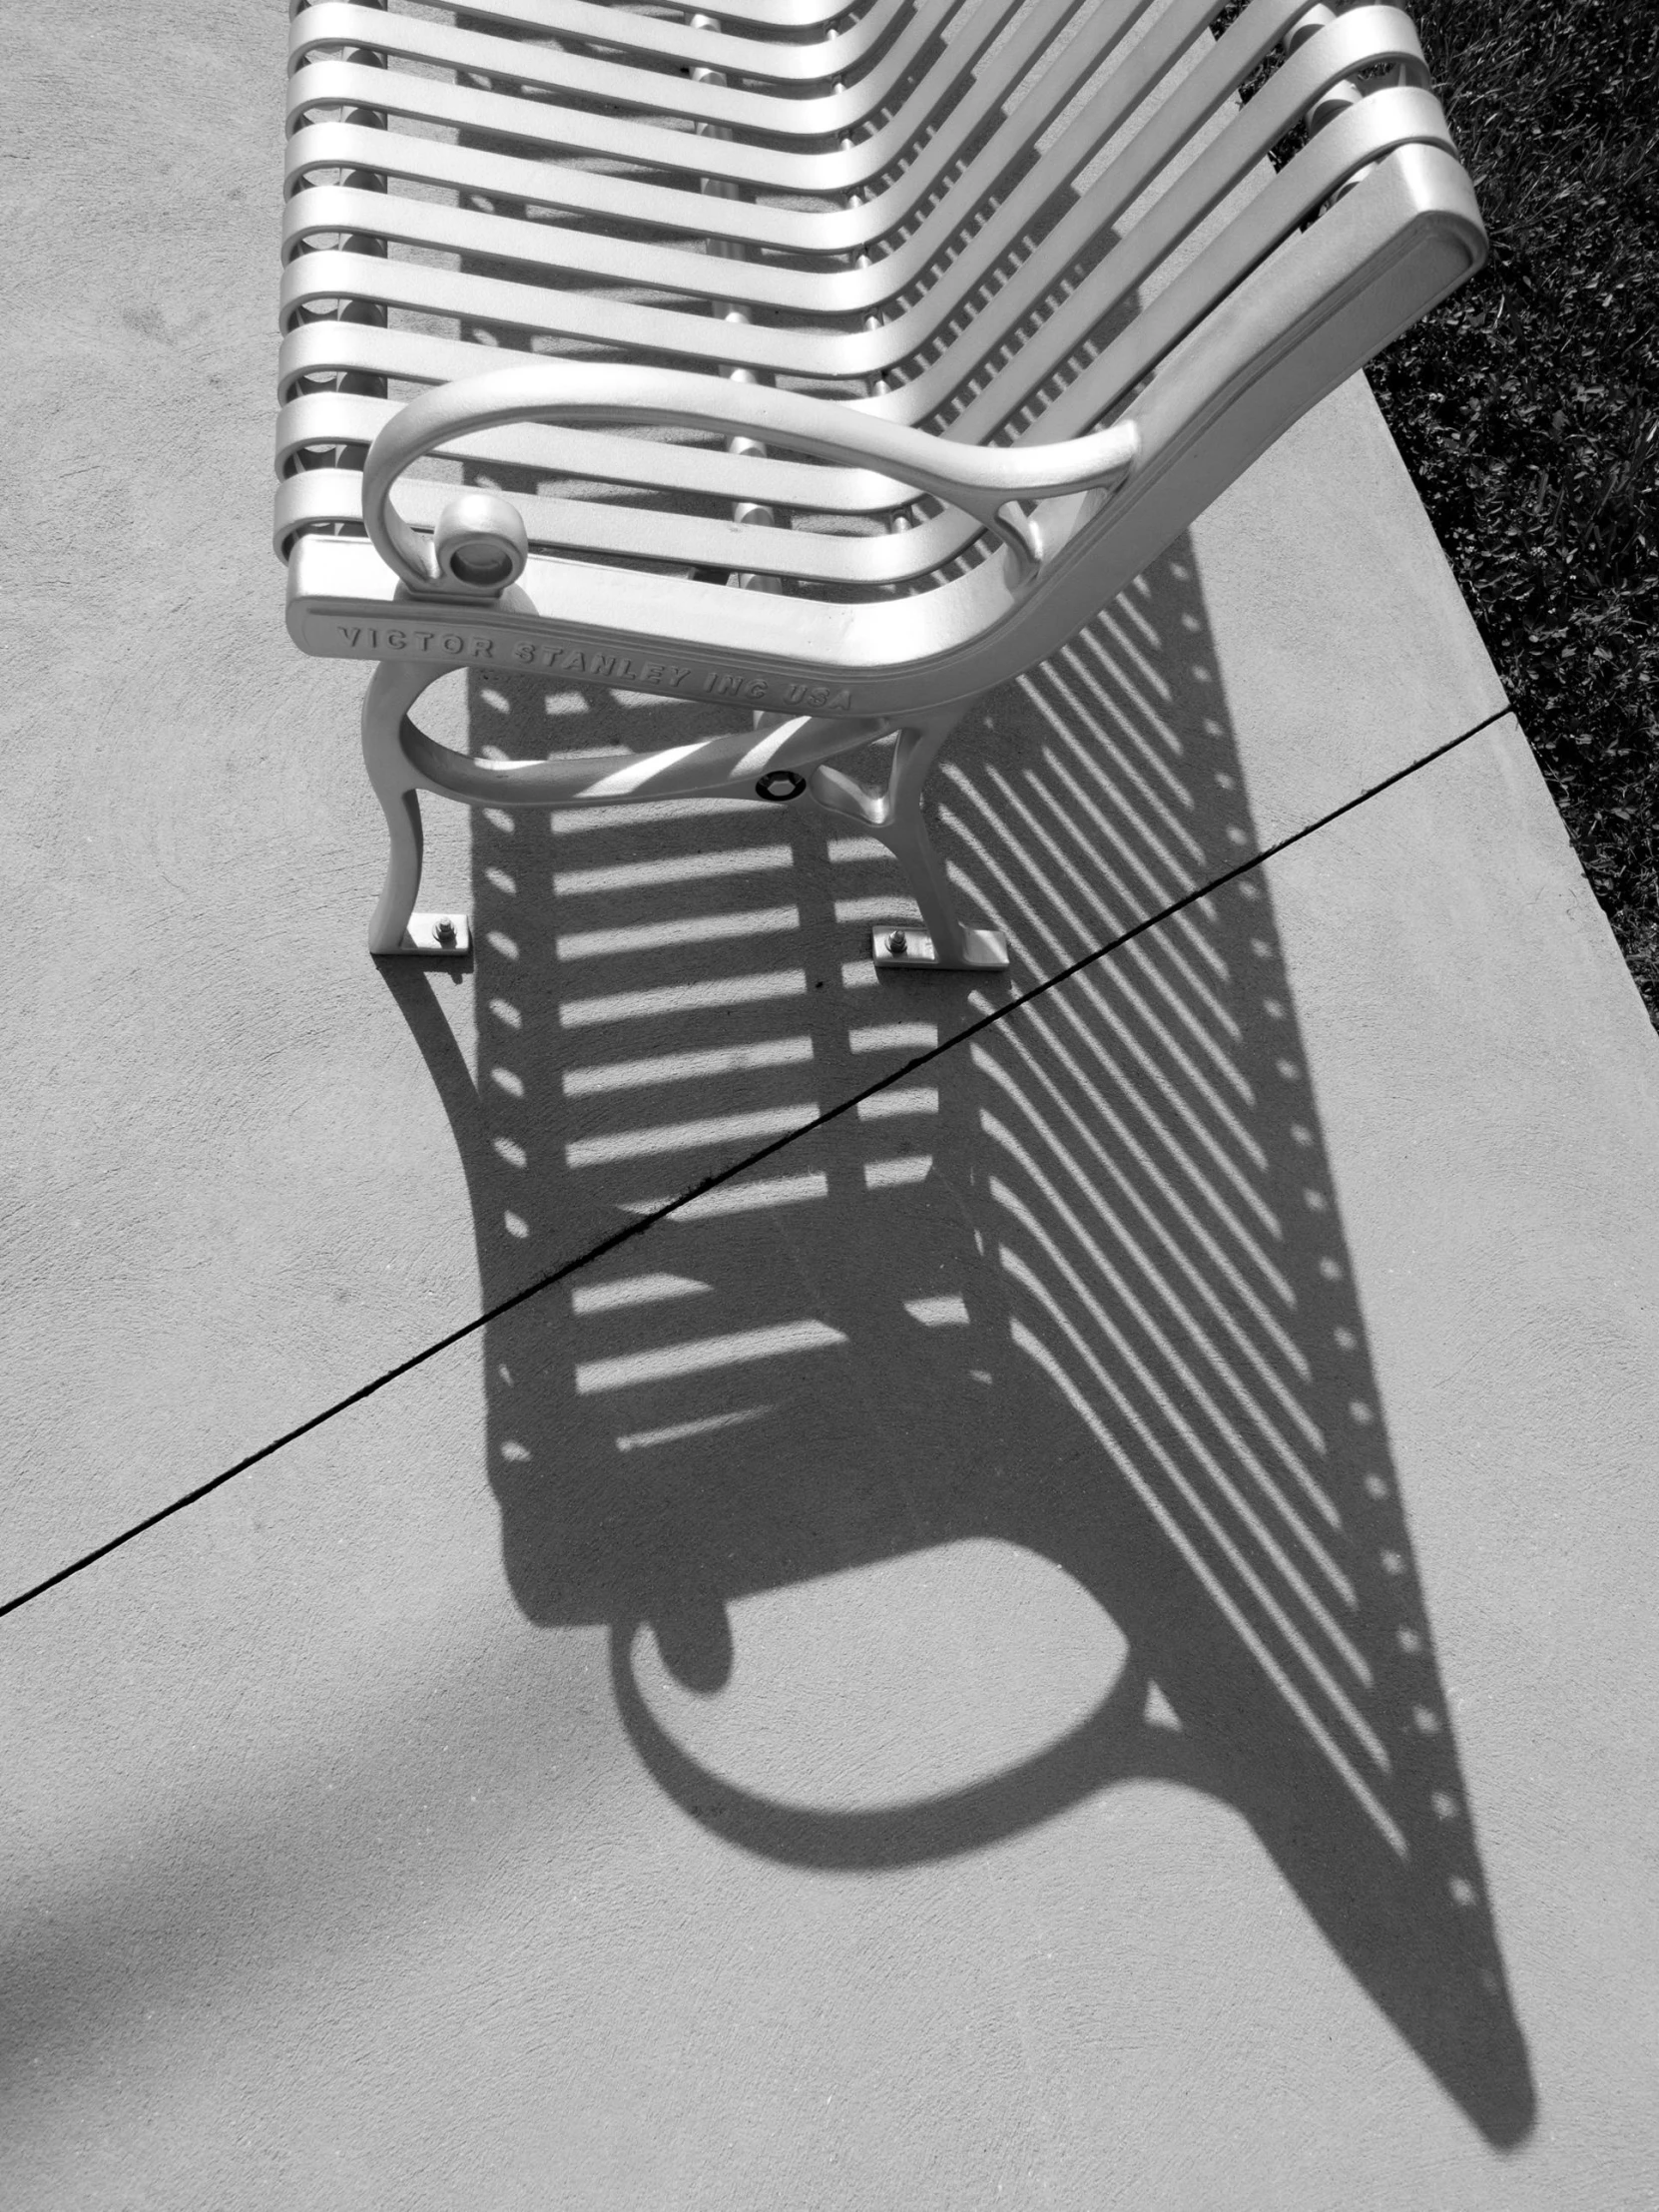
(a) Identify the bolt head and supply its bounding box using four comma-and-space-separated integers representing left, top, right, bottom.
434, 918, 457, 948
886, 930, 908, 956
756, 769, 806, 803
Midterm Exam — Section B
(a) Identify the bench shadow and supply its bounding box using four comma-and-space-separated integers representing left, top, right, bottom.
383, 532, 1535, 2149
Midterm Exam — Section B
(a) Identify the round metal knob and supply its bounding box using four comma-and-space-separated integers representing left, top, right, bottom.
433, 492, 529, 594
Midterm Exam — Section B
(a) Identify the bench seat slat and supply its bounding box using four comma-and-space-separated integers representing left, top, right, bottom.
276, 466, 984, 584
282, 0, 1117, 258
353, 0, 921, 87
290, 0, 967, 148
276, 393, 921, 518
278, 0, 1296, 325
281, 75, 1444, 464
285, 58, 867, 196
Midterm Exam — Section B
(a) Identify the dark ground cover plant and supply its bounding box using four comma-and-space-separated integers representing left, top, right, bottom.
1365, 0, 1659, 1022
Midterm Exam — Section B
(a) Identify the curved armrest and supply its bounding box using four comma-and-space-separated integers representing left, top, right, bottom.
360, 362, 1140, 598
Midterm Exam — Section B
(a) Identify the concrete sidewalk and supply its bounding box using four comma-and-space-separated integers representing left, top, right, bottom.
5, 4, 1659, 2205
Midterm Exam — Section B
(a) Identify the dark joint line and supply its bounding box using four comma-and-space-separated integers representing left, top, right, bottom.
0, 704, 1510, 1626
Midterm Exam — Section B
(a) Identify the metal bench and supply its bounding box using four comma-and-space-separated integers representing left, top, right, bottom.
276, 0, 1484, 964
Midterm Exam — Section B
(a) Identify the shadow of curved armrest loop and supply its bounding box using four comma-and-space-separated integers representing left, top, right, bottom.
608, 1618, 1211, 1873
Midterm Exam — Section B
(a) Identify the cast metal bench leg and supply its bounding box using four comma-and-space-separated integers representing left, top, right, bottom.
360, 659, 470, 957
811, 707, 1008, 972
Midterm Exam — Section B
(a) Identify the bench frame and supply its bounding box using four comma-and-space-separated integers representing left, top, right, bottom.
277, 0, 1486, 965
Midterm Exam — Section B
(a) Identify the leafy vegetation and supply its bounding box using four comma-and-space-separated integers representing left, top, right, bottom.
1355, 0, 1659, 1018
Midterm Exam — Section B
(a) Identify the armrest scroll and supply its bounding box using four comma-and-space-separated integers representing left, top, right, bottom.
360, 363, 1140, 597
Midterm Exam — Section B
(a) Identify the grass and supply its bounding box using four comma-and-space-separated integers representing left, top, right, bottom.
1356, 0, 1659, 1021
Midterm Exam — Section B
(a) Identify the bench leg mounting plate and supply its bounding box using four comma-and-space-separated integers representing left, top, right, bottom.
871, 925, 1008, 972
385, 912, 472, 957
